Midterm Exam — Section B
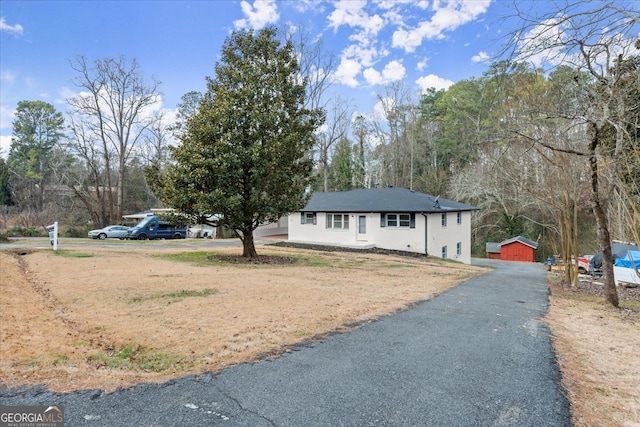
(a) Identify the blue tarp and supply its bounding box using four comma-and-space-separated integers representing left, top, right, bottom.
614, 250, 640, 269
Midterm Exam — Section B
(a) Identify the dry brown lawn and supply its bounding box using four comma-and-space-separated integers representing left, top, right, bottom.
0, 244, 483, 393
1, 243, 638, 427
546, 277, 640, 427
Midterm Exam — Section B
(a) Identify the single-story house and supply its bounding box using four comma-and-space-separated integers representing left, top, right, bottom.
496, 236, 539, 262
288, 187, 479, 264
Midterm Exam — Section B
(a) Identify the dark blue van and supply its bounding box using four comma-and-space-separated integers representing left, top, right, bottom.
126, 215, 187, 240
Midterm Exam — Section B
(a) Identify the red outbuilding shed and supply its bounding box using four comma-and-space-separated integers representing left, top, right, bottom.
499, 236, 538, 262
485, 242, 502, 259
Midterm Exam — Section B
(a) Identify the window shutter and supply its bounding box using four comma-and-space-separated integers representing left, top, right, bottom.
410, 213, 415, 228
380, 213, 386, 227
301, 212, 305, 224
313, 213, 317, 225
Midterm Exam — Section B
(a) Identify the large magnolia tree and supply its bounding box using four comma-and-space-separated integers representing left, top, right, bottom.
148, 27, 325, 258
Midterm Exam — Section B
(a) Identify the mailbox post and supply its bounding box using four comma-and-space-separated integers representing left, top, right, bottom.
47, 221, 58, 251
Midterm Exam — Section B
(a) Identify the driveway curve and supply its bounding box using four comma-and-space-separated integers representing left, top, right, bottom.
1, 258, 571, 426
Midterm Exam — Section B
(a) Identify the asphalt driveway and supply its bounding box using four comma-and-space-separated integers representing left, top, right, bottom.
0, 258, 571, 426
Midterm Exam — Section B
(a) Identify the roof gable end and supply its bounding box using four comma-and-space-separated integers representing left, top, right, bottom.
499, 236, 539, 249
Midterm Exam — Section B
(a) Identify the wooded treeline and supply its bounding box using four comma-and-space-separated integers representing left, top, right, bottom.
1, 4, 638, 274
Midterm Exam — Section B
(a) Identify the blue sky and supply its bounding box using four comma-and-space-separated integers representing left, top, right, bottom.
0, 0, 537, 155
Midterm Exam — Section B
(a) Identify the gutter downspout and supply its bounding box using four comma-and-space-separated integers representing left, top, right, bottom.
421, 213, 428, 255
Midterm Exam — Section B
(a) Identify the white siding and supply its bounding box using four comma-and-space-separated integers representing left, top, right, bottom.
425, 211, 472, 264
288, 210, 473, 264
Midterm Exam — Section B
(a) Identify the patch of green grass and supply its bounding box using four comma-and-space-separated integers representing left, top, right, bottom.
129, 288, 217, 303
161, 250, 331, 268
160, 251, 222, 266
88, 344, 182, 372
53, 355, 69, 365
381, 263, 413, 268
298, 255, 333, 267
620, 299, 640, 312
136, 351, 182, 371
53, 249, 93, 258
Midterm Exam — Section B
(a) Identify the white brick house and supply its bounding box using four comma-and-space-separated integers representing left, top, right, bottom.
288, 188, 478, 264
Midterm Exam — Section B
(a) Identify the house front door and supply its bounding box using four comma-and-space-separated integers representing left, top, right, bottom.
357, 215, 367, 240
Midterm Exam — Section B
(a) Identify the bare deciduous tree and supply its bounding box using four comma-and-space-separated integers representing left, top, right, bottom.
506, 1, 639, 306
67, 56, 161, 224
316, 97, 352, 191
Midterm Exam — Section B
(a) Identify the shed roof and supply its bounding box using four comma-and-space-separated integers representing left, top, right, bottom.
301, 188, 479, 214
499, 236, 539, 250
486, 242, 501, 253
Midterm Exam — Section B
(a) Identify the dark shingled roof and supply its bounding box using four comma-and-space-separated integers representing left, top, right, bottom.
499, 236, 539, 249
302, 188, 478, 213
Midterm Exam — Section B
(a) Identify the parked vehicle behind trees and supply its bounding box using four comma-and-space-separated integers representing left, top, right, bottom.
88, 225, 130, 240
125, 215, 186, 240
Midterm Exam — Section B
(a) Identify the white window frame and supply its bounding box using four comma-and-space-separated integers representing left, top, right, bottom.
301, 212, 316, 225
457, 212, 462, 225
386, 213, 411, 228
456, 242, 462, 256
441, 213, 447, 227
326, 213, 349, 230
442, 245, 448, 259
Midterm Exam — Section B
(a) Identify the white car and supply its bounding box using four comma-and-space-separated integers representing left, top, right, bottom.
88, 225, 130, 240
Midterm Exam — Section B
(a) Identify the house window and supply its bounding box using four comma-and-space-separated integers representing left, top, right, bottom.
386, 213, 411, 228
442, 245, 447, 259
457, 212, 462, 225
301, 212, 316, 225
326, 213, 349, 230
441, 213, 447, 227
456, 242, 462, 256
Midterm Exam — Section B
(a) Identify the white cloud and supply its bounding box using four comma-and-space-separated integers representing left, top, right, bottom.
0, 104, 15, 131
392, 0, 491, 53
362, 60, 406, 86
372, 96, 396, 121
0, 17, 23, 35
342, 43, 383, 68
234, 0, 279, 30
471, 51, 490, 63
290, 0, 325, 13
333, 58, 362, 88
515, 17, 566, 68
416, 58, 429, 71
0, 134, 11, 158
362, 68, 381, 85
0, 70, 17, 83
329, 0, 369, 30
415, 74, 454, 92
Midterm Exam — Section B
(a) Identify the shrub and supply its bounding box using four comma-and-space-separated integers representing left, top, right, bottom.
64, 226, 89, 238
6, 226, 44, 237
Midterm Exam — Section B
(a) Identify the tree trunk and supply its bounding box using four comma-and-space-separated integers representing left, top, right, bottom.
589, 125, 618, 307
594, 201, 618, 306
241, 229, 258, 258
